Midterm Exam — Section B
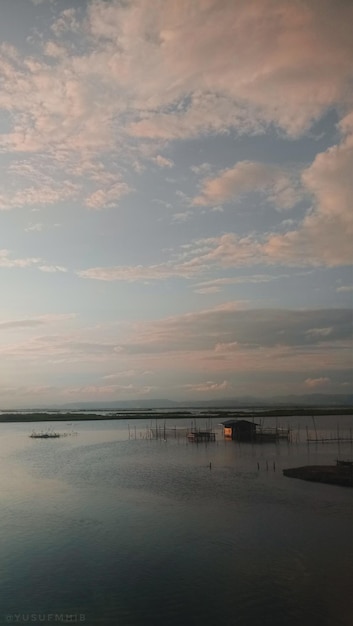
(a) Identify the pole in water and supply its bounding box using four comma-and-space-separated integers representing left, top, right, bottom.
257, 462, 260, 470
273, 461, 276, 471
209, 462, 212, 470
266, 461, 269, 471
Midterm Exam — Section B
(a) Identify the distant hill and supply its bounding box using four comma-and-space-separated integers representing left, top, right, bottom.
42, 393, 353, 411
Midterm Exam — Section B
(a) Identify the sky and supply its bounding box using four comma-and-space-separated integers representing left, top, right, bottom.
0, 0, 352, 408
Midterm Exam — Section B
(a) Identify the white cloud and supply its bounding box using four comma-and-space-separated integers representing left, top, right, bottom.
153, 155, 174, 168
0, 250, 67, 273
25, 223, 44, 232
336, 285, 353, 293
304, 377, 331, 388
0, 249, 41, 269
172, 211, 193, 223
214, 342, 238, 352
191, 163, 212, 175
38, 265, 67, 273
194, 286, 221, 294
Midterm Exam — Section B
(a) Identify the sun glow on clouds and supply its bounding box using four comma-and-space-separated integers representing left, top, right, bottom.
0, 0, 352, 405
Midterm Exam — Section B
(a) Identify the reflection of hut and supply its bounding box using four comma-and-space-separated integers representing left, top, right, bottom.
222, 419, 257, 441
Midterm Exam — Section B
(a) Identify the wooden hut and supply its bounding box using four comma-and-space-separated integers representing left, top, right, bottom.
222, 419, 257, 441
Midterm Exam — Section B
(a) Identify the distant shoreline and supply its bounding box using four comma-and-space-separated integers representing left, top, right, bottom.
0, 407, 352, 423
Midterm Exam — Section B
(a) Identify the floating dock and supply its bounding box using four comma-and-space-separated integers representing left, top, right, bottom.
30, 432, 61, 438
29, 430, 77, 439
283, 461, 353, 487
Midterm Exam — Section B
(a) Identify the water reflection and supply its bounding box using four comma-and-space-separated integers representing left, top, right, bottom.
0, 418, 352, 626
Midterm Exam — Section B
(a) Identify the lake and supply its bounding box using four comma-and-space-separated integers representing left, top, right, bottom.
0, 415, 352, 625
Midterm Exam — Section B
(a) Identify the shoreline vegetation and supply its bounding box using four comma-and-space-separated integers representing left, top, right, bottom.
0, 407, 352, 423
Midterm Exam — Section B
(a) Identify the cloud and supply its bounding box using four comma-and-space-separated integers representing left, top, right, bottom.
0, 335, 122, 363
214, 342, 238, 352
193, 161, 301, 209
1, 0, 352, 193
304, 377, 331, 388
85, 182, 132, 210
0, 320, 44, 330
252, 112, 353, 267
77, 257, 206, 282
38, 265, 67, 273
172, 211, 193, 223
51, 8, 80, 36
194, 286, 221, 294
102, 369, 153, 380
0, 313, 75, 330
25, 223, 44, 232
0, 306, 350, 396
305, 327, 333, 339
102, 370, 137, 380
153, 155, 174, 168
0, 182, 79, 210
0, 250, 67, 273
0, 249, 41, 269
194, 273, 291, 292
43, 41, 68, 59
61, 383, 156, 397
117, 304, 352, 355
0, 385, 57, 397
182, 380, 229, 392
0, 0, 351, 251
336, 285, 353, 293
184, 138, 353, 271
191, 163, 212, 175
122, 0, 353, 137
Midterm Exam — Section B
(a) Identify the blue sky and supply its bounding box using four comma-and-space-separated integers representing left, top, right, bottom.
0, 0, 352, 407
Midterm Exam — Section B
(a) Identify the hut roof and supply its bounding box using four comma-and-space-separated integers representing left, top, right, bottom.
222, 419, 258, 427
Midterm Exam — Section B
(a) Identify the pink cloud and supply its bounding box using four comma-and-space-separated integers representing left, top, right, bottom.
193, 160, 300, 209
85, 182, 132, 210
2, 0, 353, 158
0, 182, 79, 210
0, 0, 352, 227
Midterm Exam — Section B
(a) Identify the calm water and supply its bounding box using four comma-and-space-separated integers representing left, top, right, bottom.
0, 416, 352, 626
